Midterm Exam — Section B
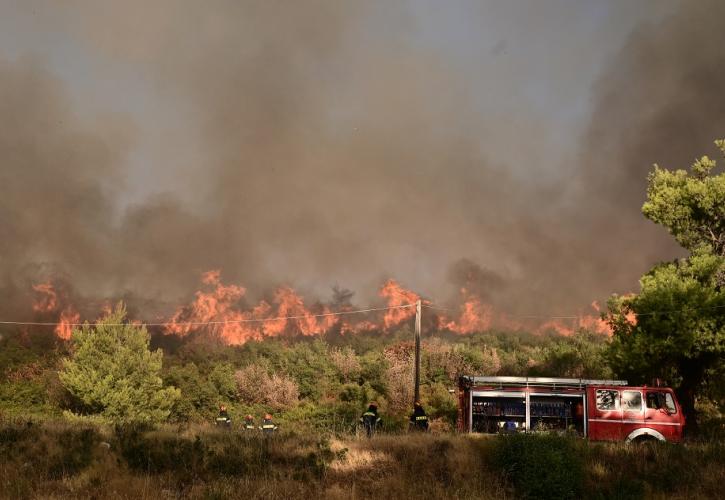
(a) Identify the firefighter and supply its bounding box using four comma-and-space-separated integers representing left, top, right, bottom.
216, 405, 232, 428
260, 414, 278, 434
360, 402, 382, 438
409, 401, 429, 432
243, 414, 256, 431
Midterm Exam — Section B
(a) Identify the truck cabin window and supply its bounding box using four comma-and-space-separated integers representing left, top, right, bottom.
621, 391, 642, 411
596, 390, 619, 411
646, 392, 677, 413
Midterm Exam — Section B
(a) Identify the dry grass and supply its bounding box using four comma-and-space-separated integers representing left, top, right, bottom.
1, 419, 722, 499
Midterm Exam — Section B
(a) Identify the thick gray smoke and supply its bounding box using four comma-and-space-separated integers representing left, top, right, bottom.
566, 0, 725, 303
0, 0, 723, 321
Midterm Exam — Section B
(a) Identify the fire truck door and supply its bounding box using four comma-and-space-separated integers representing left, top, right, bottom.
620, 389, 645, 439
588, 388, 623, 441
644, 390, 681, 441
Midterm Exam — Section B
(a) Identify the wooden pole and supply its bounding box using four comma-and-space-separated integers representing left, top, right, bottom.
414, 299, 421, 405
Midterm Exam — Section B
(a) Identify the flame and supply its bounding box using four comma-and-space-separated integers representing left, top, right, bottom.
378, 279, 419, 329
32, 281, 80, 339
164, 269, 256, 343
29, 272, 623, 344
440, 293, 615, 336
533, 302, 612, 336
164, 272, 342, 344
259, 287, 338, 337
32, 283, 58, 312
443, 295, 493, 334
55, 308, 80, 340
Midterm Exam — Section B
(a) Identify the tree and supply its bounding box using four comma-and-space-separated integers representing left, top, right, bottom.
607, 140, 725, 429
642, 139, 725, 256
59, 303, 179, 424
163, 362, 219, 422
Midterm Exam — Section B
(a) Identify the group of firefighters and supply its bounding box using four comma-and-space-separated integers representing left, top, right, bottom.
217, 401, 430, 436
215, 406, 278, 433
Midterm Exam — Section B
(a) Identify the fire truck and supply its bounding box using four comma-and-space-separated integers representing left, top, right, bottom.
458, 376, 685, 443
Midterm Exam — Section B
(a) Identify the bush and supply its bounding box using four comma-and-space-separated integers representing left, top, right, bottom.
491, 434, 583, 499
235, 364, 299, 410
163, 363, 219, 422
0, 420, 100, 479
116, 424, 205, 476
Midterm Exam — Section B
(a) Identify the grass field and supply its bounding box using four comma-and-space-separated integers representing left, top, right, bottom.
1, 419, 723, 499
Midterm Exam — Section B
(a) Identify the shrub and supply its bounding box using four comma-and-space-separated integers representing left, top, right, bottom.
330, 347, 361, 382
0, 420, 100, 479
163, 362, 219, 422
116, 424, 205, 476
235, 364, 299, 410
491, 434, 583, 499
208, 363, 237, 400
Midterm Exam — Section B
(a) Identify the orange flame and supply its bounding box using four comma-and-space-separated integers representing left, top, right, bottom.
32, 283, 58, 313
55, 308, 80, 340
32, 282, 80, 340
443, 295, 493, 334
440, 293, 615, 336
378, 279, 419, 329
164, 272, 341, 344
30, 272, 622, 344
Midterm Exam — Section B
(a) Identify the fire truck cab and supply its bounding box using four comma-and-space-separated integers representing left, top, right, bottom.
458, 376, 685, 443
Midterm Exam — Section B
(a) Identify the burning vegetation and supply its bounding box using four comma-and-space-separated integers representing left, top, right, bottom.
28, 271, 617, 344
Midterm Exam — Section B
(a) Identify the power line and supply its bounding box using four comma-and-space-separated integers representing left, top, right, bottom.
3, 299, 723, 329
0, 304, 415, 328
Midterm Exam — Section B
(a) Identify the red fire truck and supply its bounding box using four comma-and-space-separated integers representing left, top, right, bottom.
458, 376, 685, 443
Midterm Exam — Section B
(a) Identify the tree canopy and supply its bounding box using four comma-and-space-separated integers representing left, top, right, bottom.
642, 140, 725, 256
608, 140, 725, 426
59, 303, 179, 424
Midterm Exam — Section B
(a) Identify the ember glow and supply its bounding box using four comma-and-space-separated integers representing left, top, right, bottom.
31, 273, 617, 344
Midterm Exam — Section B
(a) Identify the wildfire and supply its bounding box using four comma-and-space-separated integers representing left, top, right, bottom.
441, 294, 615, 336
443, 294, 493, 334
32, 283, 58, 313
378, 279, 419, 329
32, 282, 80, 339
28, 272, 621, 344
55, 308, 81, 340
164, 272, 344, 344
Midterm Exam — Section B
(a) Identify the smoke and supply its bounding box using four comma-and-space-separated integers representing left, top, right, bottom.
566, 0, 725, 300
0, 1, 723, 322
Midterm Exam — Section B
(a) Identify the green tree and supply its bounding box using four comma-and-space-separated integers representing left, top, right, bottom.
59, 303, 179, 424
608, 140, 725, 428
163, 362, 219, 422
642, 139, 725, 256
531, 331, 612, 379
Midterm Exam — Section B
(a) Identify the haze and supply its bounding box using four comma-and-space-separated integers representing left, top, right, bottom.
1, 0, 723, 318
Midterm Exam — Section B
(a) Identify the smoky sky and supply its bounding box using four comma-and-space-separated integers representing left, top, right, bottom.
0, 0, 722, 319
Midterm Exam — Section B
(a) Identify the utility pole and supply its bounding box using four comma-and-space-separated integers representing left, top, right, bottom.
414, 299, 421, 404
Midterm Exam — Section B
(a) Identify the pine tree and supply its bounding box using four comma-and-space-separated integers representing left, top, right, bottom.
59, 303, 179, 424
608, 140, 725, 428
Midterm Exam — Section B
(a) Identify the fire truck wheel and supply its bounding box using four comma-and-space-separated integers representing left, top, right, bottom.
625, 428, 666, 443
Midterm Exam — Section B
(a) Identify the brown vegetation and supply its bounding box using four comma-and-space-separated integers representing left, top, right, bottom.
1, 419, 723, 500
